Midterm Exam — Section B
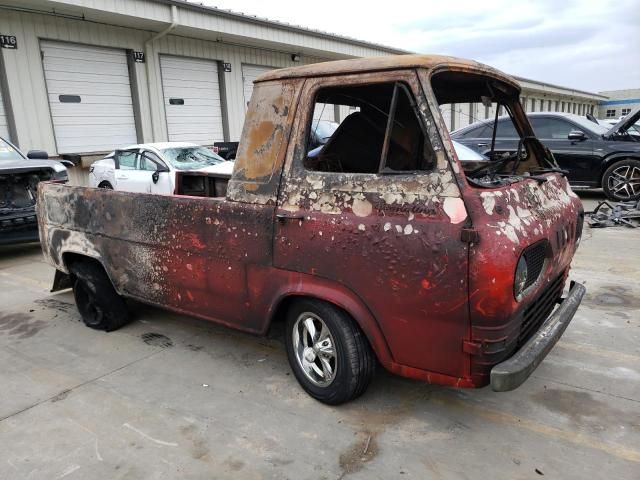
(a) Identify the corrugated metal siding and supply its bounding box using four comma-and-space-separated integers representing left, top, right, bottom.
0, 88, 8, 139
59, 0, 399, 59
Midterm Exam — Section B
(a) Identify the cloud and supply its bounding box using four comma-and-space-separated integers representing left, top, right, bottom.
200, 0, 640, 92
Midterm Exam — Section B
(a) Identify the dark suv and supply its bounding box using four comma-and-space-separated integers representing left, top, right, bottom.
452, 108, 640, 201
0, 136, 69, 244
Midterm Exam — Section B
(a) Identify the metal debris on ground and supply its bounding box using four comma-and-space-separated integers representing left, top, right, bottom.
587, 200, 640, 228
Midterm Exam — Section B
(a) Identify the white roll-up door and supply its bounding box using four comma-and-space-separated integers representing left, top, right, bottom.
242, 64, 275, 108
0, 88, 9, 139
160, 56, 224, 145
41, 41, 137, 154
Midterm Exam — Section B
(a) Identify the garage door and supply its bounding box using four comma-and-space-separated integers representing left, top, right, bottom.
0, 88, 8, 139
41, 41, 137, 154
242, 64, 275, 108
160, 56, 224, 145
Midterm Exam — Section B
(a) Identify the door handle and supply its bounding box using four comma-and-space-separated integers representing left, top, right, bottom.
116, 174, 129, 180
276, 213, 305, 222
477, 143, 489, 148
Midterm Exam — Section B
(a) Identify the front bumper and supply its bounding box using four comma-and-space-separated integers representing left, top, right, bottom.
490, 281, 586, 392
0, 211, 40, 245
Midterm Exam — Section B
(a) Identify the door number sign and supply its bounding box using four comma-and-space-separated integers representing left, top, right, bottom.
0, 35, 17, 49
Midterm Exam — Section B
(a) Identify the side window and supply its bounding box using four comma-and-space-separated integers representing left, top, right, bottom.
496, 119, 518, 138
530, 118, 575, 139
460, 124, 489, 138
139, 151, 165, 171
116, 150, 138, 170
304, 82, 435, 174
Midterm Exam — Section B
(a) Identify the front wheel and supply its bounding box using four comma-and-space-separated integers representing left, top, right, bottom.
285, 299, 375, 405
602, 159, 640, 201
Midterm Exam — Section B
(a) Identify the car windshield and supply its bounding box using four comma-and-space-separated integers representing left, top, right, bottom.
569, 116, 610, 135
313, 120, 338, 142
0, 138, 25, 161
161, 146, 225, 170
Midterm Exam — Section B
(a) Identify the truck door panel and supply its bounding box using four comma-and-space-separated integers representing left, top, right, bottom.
273, 72, 470, 377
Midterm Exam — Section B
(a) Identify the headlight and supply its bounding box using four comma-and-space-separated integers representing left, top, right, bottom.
514, 255, 528, 301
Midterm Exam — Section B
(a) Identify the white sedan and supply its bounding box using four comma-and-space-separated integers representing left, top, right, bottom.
89, 142, 234, 194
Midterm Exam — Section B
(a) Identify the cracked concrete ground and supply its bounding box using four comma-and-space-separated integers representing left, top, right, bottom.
0, 191, 638, 480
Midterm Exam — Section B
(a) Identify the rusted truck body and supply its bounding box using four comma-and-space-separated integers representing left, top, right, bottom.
38, 55, 585, 404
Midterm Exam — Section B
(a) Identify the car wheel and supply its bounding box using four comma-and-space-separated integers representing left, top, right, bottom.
98, 181, 113, 189
602, 159, 640, 201
69, 261, 129, 331
285, 299, 375, 405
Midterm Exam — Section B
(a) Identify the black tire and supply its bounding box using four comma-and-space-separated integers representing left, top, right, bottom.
285, 299, 375, 405
69, 261, 129, 331
602, 159, 640, 201
98, 181, 113, 189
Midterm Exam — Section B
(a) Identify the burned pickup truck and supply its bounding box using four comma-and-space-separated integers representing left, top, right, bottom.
38, 55, 585, 404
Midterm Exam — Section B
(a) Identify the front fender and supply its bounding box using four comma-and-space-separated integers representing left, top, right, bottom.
600, 152, 640, 178
255, 267, 396, 367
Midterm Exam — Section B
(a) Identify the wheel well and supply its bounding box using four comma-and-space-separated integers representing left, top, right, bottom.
98, 180, 113, 188
61, 253, 111, 284
600, 156, 640, 182
267, 294, 377, 356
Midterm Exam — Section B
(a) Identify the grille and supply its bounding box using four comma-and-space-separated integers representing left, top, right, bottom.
523, 241, 548, 289
518, 273, 565, 345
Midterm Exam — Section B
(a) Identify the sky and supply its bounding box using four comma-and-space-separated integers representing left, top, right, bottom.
200, 0, 640, 93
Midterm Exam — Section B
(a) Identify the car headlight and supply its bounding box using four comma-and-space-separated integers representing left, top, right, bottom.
514, 255, 528, 301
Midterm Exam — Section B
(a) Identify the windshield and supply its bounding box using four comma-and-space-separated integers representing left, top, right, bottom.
161, 146, 225, 170
568, 116, 610, 135
313, 120, 338, 142
0, 138, 25, 161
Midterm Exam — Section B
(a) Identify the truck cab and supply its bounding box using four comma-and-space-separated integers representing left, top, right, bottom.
38, 55, 585, 404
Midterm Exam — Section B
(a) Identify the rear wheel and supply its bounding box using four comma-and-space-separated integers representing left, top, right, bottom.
98, 181, 113, 189
602, 159, 640, 201
69, 261, 129, 331
285, 299, 375, 405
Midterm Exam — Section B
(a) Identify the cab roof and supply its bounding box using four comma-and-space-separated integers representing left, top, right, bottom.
256, 54, 519, 89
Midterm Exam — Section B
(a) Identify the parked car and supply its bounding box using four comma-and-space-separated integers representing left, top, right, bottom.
89, 142, 233, 194
39, 54, 585, 404
0, 136, 68, 245
452, 108, 640, 201
308, 139, 487, 162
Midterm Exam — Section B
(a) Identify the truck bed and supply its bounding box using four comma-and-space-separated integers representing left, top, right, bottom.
38, 182, 274, 332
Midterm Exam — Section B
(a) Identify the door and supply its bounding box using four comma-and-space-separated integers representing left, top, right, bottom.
455, 118, 520, 156
0, 87, 9, 139
41, 41, 137, 154
529, 116, 595, 184
242, 64, 275, 109
273, 74, 470, 377
160, 56, 224, 145
113, 149, 152, 193
141, 150, 173, 194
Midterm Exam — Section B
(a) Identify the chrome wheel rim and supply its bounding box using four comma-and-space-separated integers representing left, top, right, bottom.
292, 312, 337, 387
608, 164, 640, 199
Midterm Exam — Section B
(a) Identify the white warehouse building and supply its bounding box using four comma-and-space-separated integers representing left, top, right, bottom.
0, 0, 607, 166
